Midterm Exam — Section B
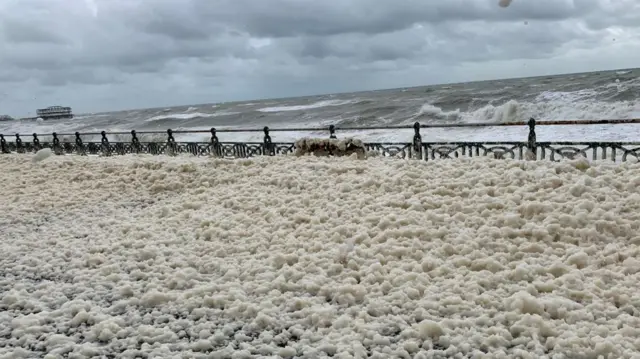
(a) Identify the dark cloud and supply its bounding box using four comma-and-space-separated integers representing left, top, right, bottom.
132, 4, 215, 40
0, 0, 638, 116
191, 0, 598, 38
1, 17, 69, 44
0, 67, 26, 83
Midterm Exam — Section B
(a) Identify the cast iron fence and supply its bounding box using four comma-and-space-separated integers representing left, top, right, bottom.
2, 118, 640, 161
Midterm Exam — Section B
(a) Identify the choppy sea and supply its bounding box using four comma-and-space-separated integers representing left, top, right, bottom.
2, 68, 640, 144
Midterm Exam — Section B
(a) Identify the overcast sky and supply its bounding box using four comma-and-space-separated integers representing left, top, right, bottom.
0, 0, 639, 116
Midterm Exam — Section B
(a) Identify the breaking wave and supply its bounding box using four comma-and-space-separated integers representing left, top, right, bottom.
257, 99, 359, 113
144, 111, 240, 123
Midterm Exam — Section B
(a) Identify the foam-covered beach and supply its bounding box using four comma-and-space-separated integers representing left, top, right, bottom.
2, 154, 640, 358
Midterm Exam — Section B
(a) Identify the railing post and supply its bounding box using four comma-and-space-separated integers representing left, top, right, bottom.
101, 131, 110, 156
131, 130, 141, 153
75, 132, 85, 155
15, 134, 23, 153
263, 126, 274, 156
329, 125, 337, 139
52, 132, 61, 155
413, 122, 422, 160
527, 118, 536, 159
0, 134, 7, 153
32, 133, 40, 151
166, 129, 176, 155
210, 128, 221, 157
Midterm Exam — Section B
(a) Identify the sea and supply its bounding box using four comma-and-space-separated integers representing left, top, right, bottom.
2, 68, 640, 144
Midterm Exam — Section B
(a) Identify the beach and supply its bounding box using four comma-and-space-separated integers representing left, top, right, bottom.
2, 153, 640, 358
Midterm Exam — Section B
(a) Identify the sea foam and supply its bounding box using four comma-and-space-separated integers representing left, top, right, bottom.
2, 154, 640, 357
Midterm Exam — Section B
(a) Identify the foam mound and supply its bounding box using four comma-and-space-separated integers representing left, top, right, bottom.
32, 148, 54, 163
2, 154, 640, 358
294, 138, 366, 159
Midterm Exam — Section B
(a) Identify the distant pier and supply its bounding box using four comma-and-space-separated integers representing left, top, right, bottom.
13, 106, 75, 121
36, 106, 74, 120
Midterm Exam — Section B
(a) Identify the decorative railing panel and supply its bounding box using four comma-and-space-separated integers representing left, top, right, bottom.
424, 143, 527, 160
2, 119, 640, 162
365, 143, 414, 158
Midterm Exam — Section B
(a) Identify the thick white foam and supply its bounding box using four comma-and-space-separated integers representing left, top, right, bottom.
31, 148, 53, 162
257, 99, 358, 113
3, 154, 640, 357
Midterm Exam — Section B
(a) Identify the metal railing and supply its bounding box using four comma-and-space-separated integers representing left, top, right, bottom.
2, 118, 640, 161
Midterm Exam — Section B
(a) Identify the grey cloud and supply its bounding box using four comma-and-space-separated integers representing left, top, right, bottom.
141, 19, 211, 40
132, 4, 215, 40
582, 0, 640, 30
0, 0, 638, 116
190, 0, 599, 38
285, 20, 592, 66
104, 0, 603, 41
432, 21, 591, 61
0, 17, 69, 44
290, 28, 430, 62
2, 23, 257, 74
0, 67, 26, 83
39, 67, 126, 87
2, 48, 71, 71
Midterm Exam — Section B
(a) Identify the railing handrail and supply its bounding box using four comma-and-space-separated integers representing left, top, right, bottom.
4, 117, 640, 138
